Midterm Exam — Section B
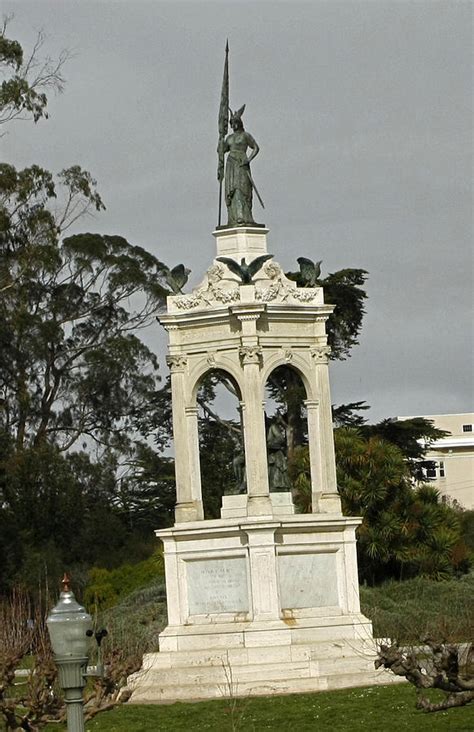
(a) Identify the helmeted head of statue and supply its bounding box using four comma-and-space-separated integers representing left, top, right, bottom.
229, 104, 245, 131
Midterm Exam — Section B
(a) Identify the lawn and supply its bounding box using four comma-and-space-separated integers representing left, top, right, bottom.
43, 684, 474, 731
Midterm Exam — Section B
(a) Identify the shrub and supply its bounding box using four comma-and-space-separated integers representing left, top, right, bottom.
84, 550, 164, 612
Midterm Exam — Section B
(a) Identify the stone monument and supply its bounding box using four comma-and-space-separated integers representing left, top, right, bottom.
129, 46, 390, 702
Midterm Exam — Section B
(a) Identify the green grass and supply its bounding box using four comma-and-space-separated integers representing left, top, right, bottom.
42, 684, 474, 731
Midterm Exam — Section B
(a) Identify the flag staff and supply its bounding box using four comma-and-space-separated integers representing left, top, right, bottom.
217, 41, 229, 227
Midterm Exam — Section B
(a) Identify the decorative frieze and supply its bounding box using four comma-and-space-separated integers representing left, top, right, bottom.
172, 263, 241, 310
253, 261, 319, 303
169, 257, 324, 310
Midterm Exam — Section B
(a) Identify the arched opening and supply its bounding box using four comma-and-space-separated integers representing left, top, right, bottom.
264, 365, 310, 511
195, 368, 243, 519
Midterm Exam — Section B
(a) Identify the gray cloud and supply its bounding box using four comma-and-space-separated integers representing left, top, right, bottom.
3, 0, 472, 421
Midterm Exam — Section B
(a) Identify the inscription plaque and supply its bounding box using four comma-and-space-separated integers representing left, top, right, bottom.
278, 552, 339, 609
186, 557, 249, 615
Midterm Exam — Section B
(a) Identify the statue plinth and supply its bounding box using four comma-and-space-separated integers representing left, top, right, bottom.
213, 225, 269, 259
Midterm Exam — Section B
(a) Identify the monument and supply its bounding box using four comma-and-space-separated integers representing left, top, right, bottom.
129, 46, 389, 702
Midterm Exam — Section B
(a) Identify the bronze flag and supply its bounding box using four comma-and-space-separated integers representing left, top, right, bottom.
217, 41, 229, 184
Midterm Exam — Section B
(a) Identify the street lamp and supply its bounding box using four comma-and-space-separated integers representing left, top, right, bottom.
46, 575, 93, 732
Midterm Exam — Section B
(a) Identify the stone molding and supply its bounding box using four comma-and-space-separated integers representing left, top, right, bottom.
304, 399, 320, 410
184, 406, 199, 417
235, 312, 262, 322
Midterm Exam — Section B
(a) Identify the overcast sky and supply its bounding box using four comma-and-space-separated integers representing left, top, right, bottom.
3, 0, 473, 422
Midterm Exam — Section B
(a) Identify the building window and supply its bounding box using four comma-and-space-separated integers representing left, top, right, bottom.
418, 460, 445, 481
463, 424, 473, 432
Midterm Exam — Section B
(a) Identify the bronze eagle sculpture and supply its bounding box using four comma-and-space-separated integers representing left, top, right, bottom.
216, 254, 273, 284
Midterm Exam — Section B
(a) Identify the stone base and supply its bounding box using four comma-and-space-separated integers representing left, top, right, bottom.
221, 491, 295, 519
127, 514, 393, 703
128, 633, 397, 703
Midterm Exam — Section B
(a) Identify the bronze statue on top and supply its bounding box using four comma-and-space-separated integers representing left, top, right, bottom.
217, 44, 264, 228
222, 106, 261, 226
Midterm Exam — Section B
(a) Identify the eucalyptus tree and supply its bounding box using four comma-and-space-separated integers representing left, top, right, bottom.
0, 165, 171, 452
0, 26, 178, 589
0, 18, 69, 127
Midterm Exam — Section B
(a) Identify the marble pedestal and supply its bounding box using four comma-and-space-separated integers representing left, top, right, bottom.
128, 514, 392, 702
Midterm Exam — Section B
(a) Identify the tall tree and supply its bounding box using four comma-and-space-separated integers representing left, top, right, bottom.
321, 268, 368, 361
361, 417, 449, 479
290, 428, 468, 583
286, 262, 368, 361
0, 26, 177, 592
0, 164, 172, 452
0, 19, 68, 127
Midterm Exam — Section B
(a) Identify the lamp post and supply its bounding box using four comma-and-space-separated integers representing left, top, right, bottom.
46, 575, 92, 732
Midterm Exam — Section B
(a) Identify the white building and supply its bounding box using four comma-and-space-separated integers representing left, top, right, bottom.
397, 413, 474, 510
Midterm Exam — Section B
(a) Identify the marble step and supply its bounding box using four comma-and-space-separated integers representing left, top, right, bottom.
129, 668, 397, 703
138, 653, 376, 685
142, 640, 377, 671
136, 660, 313, 685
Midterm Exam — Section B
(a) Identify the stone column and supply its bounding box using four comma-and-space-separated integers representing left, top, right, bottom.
304, 399, 323, 512
167, 355, 203, 523
309, 347, 342, 513
185, 406, 204, 520
239, 345, 272, 516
